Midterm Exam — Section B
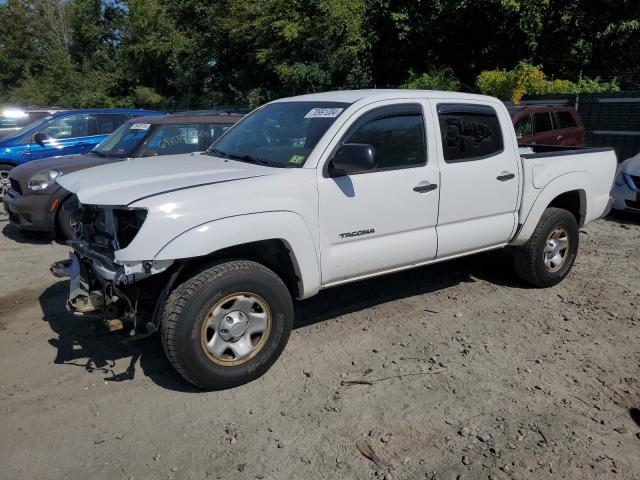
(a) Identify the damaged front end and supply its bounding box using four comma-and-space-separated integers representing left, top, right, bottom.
51, 203, 176, 336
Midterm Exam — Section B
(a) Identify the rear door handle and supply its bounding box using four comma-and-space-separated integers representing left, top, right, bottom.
496, 172, 515, 181
413, 183, 438, 193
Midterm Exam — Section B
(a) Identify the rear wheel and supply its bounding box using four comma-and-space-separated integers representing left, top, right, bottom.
160, 260, 293, 390
513, 207, 579, 287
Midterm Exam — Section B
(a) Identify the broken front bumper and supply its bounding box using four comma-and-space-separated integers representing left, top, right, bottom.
51, 251, 106, 315
51, 241, 175, 334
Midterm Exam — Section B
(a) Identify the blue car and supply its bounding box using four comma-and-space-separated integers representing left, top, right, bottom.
0, 108, 164, 201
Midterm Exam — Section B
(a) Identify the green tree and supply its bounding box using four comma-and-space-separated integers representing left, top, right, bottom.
477, 62, 620, 103
220, 0, 373, 97
400, 68, 460, 91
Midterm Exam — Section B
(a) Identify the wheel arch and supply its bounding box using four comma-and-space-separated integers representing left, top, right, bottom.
511, 172, 589, 246
153, 211, 321, 299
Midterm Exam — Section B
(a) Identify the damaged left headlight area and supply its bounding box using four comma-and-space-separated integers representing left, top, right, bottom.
51, 203, 175, 336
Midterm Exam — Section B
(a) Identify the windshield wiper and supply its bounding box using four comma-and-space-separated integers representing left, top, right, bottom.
209, 147, 230, 158
226, 154, 274, 167
210, 148, 275, 167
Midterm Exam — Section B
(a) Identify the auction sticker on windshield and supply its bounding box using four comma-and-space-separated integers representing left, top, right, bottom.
130, 123, 151, 130
304, 108, 344, 118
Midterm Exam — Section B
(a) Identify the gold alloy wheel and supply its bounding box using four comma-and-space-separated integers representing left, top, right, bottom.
200, 292, 272, 366
543, 226, 570, 272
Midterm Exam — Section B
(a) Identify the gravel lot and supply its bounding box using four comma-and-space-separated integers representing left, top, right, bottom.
1, 212, 639, 480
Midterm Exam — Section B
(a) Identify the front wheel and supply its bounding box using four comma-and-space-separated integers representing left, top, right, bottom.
513, 207, 579, 287
160, 260, 294, 390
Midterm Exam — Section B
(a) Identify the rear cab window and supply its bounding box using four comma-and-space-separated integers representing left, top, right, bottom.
437, 104, 504, 162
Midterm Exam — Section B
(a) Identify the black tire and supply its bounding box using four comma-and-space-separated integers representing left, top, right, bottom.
56, 196, 78, 240
513, 207, 579, 287
0, 162, 14, 211
160, 260, 293, 390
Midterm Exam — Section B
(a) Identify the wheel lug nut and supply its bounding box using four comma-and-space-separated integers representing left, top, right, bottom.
226, 317, 233, 324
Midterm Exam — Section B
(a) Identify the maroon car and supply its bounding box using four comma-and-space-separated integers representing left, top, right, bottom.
509, 105, 585, 146
4, 113, 241, 238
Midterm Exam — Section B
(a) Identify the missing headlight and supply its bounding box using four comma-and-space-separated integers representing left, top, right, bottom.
113, 208, 148, 249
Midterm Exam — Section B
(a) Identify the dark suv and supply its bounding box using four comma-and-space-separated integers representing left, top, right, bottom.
509, 105, 585, 147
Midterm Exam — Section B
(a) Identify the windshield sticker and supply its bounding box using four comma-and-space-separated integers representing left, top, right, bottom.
304, 108, 344, 119
288, 154, 305, 165
130, 123, 151, 130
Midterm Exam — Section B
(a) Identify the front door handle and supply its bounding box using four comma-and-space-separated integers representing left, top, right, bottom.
496, 172, 515, 181
413, 183, 438, 193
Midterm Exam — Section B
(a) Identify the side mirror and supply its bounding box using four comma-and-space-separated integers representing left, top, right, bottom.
34, 132, 48, 147
329, 143, 377, 176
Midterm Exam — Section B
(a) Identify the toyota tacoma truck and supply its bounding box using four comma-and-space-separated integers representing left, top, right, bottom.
51, 90, 617, 389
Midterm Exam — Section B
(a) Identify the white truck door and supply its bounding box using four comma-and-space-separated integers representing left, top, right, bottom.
317, 102, 440, 285
431, 101, 519, 258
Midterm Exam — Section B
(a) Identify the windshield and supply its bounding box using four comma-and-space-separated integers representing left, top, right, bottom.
1, 115, 53, 141
92, 121, 152, 158
208, 101, 350, 167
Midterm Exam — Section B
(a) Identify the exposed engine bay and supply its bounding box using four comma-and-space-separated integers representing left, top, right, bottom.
51, 202, 175, 335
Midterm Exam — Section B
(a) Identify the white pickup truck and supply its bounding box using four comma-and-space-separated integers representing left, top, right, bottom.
53, 90, 616, 389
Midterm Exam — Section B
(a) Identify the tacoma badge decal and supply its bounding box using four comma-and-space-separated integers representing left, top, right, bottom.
339, 229, 375, 239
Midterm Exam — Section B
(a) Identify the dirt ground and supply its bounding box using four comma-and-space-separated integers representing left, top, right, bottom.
0, 211, 639, 480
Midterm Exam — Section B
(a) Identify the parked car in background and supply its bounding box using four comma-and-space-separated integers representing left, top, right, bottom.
0, 107, 69, 139
612, 152, 640, 213
509, 105, 585, 147
0, 108, 164, 204
4, 112, 241, 238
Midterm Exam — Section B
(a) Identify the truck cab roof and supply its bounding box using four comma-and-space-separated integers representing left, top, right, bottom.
273, 89, 499, 104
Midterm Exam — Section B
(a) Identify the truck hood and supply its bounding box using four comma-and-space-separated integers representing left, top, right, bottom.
57, 153, 277, 205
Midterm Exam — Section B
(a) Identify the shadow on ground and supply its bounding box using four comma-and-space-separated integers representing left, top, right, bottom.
2, 222, 56, 245
39, 249, 524, 392
605, 210, 640, 227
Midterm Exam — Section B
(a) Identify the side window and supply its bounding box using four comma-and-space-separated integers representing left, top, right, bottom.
437, 104, 504, 162
514, 115, 533, 139
210, 124, 232, 142
202, 123, 233, 150
145, 124, 200, 155
39, 114, 93, 139
95, 114, 128, 135
533, 112, 553, 134
556, 111, 577, 129
344, 106, 426, 170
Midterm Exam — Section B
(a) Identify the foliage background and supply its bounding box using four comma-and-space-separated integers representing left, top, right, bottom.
0, 0, 637, 109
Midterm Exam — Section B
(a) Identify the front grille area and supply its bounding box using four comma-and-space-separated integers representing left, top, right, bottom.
630, 174, 640, 190
9, 177, 22, 195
